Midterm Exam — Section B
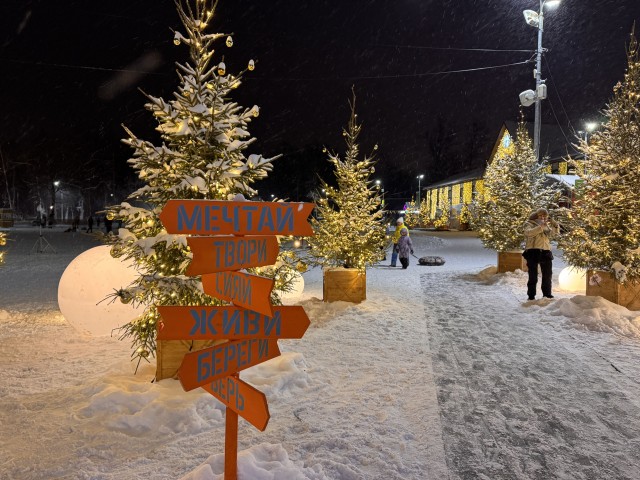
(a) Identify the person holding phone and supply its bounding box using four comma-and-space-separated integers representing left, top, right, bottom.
523, 208, 559, 300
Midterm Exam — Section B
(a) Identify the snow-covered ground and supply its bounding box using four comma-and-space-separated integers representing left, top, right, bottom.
1, 225, 640, 479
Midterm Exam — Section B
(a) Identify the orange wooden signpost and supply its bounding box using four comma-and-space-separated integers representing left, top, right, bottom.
160, 199, 314, 236
157, 305, 310, 340
201, 270, 275, 317
186, 235, 279, 276
202, 374, 270, 431
160, 199, 314, 480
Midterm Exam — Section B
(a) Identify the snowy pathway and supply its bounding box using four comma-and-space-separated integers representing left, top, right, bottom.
423, 271, 640, 480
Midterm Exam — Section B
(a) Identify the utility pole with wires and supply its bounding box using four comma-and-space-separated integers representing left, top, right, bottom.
519, 0, 562, 161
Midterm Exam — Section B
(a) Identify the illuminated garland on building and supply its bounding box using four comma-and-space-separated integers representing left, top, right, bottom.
559, 29, 640, 282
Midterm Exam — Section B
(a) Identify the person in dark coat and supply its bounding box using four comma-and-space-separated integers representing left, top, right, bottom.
523, 208, 559, 300
87, 216, 94, 233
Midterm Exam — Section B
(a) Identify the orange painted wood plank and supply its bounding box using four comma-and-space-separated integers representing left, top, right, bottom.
179, 338, 280, 391
202, 375, 270, 431
185, 235, 279, 276
201, 271, 274, 317
224, 398, 238, 480
160, 200, 314, 236
157, 305, 310, 341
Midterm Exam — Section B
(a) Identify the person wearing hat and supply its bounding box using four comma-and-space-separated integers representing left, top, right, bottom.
390, 217, 409, 267
523, 208, 559, 300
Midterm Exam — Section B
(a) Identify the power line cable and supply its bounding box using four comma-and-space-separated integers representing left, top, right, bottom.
0, 57, 170, 76
543, 52, 576, 135
260, 58, 535, 81
373, 44, 535, 53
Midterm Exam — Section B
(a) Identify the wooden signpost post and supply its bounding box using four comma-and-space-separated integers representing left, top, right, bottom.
159, 199, 313, 480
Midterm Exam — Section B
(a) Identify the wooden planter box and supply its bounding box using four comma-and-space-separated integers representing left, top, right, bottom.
156, 339, 224, 381
323, 268, 366, 303
586, 270, 640, 311
497, 250, 527, 273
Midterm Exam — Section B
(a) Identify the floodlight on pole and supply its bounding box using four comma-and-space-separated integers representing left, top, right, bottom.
416, 174, 425, 208
375, 179, 385, 207
520, 0, 561, 161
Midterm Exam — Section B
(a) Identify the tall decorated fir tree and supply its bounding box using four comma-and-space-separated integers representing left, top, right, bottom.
308, 93, 386, 270
473, 119, 561, 251
106, 0, 282, 365
560, 29, 640, 283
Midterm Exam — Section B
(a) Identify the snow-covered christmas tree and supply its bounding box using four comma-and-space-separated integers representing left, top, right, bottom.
0, 232, 6, 264
418, 197, 432, 228
403, 198, 419, 228
560, 29, 640, 283
473, 118, 561, 251
433, 198, 451, 230
106, 0, 281, 364
308, 92, 386, 270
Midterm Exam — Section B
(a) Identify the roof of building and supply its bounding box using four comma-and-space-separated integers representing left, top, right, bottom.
424, 167, 485, 190
503, 121, 579, 162
546, 174, 582, 188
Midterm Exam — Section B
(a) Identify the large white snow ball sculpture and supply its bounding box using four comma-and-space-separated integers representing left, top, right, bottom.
58, 245, 143, 336
280, 271, 305, 302
558, 266, 587, 292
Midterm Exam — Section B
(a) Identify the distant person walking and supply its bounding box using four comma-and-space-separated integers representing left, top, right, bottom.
523, 208, 559, 300
87, 215, 94, 233
104, 216, 113, 234
397, 227, 414, 269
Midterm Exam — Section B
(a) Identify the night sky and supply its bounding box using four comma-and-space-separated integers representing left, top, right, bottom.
2, 0, 640, 205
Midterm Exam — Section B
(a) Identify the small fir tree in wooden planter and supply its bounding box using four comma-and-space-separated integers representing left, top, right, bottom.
307, 91, 386, 302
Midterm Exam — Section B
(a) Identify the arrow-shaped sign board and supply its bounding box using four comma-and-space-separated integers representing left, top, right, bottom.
202, 376, 270, 431
157, 305, 310, 341
201, 271, 274, 317
179, 338, 280, 391
185, 235, 279, 276
160, 200, 314, 236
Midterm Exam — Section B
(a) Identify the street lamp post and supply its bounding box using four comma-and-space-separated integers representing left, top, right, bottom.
520, 0, 561, 161
416, 174, 424, 208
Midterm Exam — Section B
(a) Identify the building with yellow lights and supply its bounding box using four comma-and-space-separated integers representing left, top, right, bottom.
422, 121, 583, 229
